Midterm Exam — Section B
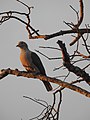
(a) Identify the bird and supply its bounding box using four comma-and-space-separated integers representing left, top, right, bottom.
16, 41, 52, 91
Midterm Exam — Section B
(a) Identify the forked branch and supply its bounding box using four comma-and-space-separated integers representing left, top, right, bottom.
57, 40, 90, 86
0, 0, 90, 41
23, 90, 62, 120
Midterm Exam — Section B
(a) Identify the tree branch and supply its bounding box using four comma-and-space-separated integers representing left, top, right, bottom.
0, 68, 90, 98
0, 0, 89, 42
44, 28, 90, 40
57, 40, 90, 86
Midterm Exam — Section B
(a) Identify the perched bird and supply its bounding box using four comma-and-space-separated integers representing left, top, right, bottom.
16, 41, 52, 91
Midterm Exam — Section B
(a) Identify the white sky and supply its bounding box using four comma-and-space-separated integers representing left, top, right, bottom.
0, 0, 90, 120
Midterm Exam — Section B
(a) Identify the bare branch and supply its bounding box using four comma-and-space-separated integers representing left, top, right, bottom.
57, 40, 90, 86
0, 0, 90, 120
0, 68, 90, 98
35, 50, 61, 60
70, 32, 83, 46
68, 0, 84, 46
44, 28, 90, 40
39, 46, 61, 51
23, 96, 47, 107
23, 90, 62, 120
0, 2, 90, 41
75, 0, 84, 28
77, 51, 90, 58
17, 0, 34, 38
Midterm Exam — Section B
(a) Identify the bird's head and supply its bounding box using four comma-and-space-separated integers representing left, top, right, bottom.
16, 41, 28, 50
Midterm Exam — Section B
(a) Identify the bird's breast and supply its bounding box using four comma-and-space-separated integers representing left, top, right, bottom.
20, 51, 34, 71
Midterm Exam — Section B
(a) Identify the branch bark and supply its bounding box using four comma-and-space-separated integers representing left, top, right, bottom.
0, 68, 90, 98
0, 0, 89, 41
57, 40, 90, 85
44, 28, 90, 40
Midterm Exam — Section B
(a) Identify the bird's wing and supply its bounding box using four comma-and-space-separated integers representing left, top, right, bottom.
31, 52, 52, 91
31, 52, 46, 75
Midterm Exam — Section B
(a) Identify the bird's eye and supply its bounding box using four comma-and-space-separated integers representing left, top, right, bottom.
21, 42, 24, 45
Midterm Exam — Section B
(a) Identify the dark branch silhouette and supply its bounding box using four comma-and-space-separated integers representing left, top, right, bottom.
23, 90, 62, 120
57, 40, 90, 85
0, 0, 90, 42
0, 0, 90, 120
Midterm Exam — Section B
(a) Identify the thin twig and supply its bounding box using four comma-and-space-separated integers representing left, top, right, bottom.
35, 50, 62, 60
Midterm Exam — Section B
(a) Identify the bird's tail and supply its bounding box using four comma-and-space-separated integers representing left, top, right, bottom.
42, 81, 52, 91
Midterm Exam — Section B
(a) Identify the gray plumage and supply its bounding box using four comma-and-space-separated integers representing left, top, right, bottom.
16, 41, 52, 91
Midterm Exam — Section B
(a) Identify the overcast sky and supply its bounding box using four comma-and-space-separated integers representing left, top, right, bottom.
0, 0, 90, 120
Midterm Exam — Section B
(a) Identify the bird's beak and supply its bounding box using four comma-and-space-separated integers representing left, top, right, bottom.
16, 44, 19, 47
